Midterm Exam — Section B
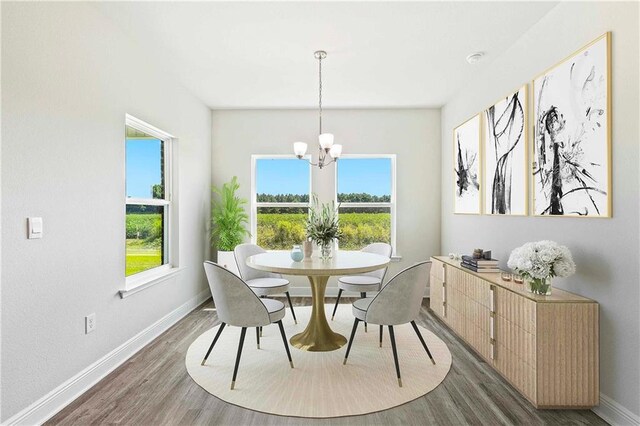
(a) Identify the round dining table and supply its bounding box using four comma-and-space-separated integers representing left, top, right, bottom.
247, 251, 390, 352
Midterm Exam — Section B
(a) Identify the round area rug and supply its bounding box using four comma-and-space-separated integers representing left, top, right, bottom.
186, 305, 452, 418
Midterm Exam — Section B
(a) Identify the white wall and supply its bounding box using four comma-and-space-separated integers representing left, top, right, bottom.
211, 109, 441, 292
1, 3, 211, 420
441, 2, 639, 421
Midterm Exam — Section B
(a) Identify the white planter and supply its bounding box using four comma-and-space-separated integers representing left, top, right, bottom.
217, 251, 240, 277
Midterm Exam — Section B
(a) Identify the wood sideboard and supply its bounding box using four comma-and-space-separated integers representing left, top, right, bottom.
429, 256, 599, 409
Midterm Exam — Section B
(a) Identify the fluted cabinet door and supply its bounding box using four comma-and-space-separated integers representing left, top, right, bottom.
429, 259, 446, 320
535, 303, 599, 407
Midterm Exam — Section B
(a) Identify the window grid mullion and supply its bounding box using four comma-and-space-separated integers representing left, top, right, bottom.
338, 202, 392, 209
256, 202, 310, 208
126, 198, 170, 207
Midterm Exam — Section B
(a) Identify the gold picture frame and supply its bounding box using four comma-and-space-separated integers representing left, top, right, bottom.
453, 114, 482, 215
531, 32, 612, 218
482, 85, 529, 216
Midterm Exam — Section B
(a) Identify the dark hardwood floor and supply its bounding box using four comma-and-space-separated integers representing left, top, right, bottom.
48, 297, 607, 425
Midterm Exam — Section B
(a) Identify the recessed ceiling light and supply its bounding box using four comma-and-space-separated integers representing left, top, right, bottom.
466, 52, 485, 64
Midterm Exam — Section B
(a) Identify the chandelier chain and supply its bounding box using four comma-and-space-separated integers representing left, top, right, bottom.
318, 54, 322, 135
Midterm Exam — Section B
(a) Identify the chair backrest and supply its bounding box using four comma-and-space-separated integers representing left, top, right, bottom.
203, 261, 271, 327
365, 261, 431, 325
361, 243, 393, 281
233, 243, 281, 281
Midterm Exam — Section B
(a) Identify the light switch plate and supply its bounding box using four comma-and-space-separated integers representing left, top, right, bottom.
28, 217, 43, 239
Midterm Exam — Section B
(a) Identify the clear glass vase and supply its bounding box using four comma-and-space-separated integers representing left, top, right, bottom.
319, 241, 333, 260
526, 276, 552, 295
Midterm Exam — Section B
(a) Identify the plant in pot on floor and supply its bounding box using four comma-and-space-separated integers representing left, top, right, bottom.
305, 194, 342, 260
211, 176, 250, 276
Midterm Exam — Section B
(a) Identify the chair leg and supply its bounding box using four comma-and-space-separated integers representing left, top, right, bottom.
201, 322, 226, 366
230, 327, 247, 390
256, 327, 260, 349
260, 296, 265, 336
388, 325, 402, 387
379, 325, 383, 348
276, 320, 294, 368
411, 320, 436, 364
343, 318, 361, 365
285, 291, 297, 324
331, 289, 343, 320
361, 292, 368, 332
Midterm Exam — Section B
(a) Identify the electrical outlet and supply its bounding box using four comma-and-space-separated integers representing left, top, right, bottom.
85, 313, 96, 334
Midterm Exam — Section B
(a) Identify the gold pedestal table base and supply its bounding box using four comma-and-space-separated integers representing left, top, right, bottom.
290, 275, 347, 351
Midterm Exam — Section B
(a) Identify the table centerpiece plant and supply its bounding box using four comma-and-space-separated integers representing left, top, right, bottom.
507, 240, 576, 295
305, 194, 342, 260
210, 176, 250, 274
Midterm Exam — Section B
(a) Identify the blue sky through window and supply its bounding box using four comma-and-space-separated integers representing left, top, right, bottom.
338, 158, 391, 196
126, 138, 162, 198
256, 157, 392, 196
256, 159, 309, 195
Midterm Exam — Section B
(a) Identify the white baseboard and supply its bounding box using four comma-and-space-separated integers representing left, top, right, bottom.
288, 287, 341, 297
288, 287, 430, 298
3, 289, 211, 426
593, 393, 640, 426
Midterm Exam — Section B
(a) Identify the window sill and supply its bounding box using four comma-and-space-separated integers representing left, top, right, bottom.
265, 249, 402, 262
119, 267, 184, 299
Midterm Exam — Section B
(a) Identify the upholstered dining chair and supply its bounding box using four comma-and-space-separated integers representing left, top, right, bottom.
342, 261, 434, 387
202, 261, 294, 390
331, 242, 392, 330
234, 243, 297, 325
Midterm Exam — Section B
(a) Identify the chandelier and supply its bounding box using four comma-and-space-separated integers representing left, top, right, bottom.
293, 50, 342, 169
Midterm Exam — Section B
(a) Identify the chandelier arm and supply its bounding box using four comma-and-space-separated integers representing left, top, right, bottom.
297, 157, 319, 167
324, 158, 337, 168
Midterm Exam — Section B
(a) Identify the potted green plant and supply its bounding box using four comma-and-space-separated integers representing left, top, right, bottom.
305, 194, 342, 260
211, 176, 250, 275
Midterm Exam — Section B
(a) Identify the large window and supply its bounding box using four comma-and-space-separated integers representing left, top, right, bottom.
252, 156, 311, 250
336, 155, 396, 251
125, 116, 173, 277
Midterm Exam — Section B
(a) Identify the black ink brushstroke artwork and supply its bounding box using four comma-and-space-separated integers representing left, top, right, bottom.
454, 115, 481, 214
533, 34, 610, 217
484, 86, 527, 215
456, 137, 478, 196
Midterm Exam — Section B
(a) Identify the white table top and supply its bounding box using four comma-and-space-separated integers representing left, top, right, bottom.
247, 251, 390, 276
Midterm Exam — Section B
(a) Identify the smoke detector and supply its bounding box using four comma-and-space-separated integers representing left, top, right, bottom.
466, 52, 485, 64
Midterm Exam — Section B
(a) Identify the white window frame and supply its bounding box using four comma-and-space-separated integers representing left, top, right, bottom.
334, 154, 397, 255
122, 114, 180, 296
250, 154, 312, 247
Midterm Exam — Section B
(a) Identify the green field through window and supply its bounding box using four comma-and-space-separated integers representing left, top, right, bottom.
257, 211, 390, 250
126, 211, 163, 276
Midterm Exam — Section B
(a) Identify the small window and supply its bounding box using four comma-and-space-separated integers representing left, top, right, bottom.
336, 156, 396, 252
125, 119, 173, 277
252, 156, 311, 250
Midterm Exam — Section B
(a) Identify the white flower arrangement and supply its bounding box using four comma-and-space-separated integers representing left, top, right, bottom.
507, 240, 576, 294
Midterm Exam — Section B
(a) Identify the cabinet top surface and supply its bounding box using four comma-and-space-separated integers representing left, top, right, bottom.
432, 256, 596, 304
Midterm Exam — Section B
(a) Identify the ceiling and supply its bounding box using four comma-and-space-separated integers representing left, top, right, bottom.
94, 1, 558, 109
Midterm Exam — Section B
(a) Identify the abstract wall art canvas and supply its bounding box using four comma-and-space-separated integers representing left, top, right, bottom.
454, 114, 481, 214
533, 33, 611, 217
484, 86, 528, 215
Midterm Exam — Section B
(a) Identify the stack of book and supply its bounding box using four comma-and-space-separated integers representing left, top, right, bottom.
461, 255, 500, 273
